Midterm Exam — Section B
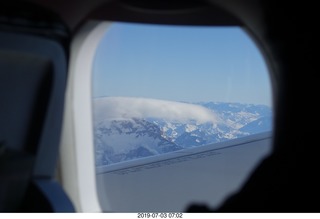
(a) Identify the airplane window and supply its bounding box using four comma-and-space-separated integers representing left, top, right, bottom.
92, 22, 272, 167
91, 22, 273, 211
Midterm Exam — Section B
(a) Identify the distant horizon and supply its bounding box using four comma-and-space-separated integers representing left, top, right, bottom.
92, 95, 272, 107
93, 22, 272, 107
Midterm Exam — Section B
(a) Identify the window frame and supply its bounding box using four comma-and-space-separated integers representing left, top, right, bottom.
60, 21, 112, 212
59, 20, 274, 212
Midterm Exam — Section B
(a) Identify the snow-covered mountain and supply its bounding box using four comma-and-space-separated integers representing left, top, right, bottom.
93, 97, 272, 166
146, 102, 272, 148
94, 118, 182, 166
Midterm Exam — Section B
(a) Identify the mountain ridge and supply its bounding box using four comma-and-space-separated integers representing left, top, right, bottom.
93, 97, 272, 166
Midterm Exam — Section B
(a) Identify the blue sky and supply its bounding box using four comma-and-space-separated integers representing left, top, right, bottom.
93, 22, 272, 106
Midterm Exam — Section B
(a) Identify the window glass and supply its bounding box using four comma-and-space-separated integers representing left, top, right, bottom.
92, 22, 272, 167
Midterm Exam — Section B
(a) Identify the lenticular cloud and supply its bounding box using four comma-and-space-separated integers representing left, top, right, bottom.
93, 96, 219, 124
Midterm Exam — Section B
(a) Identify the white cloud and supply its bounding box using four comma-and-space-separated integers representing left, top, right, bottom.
93, 96, 219, 124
